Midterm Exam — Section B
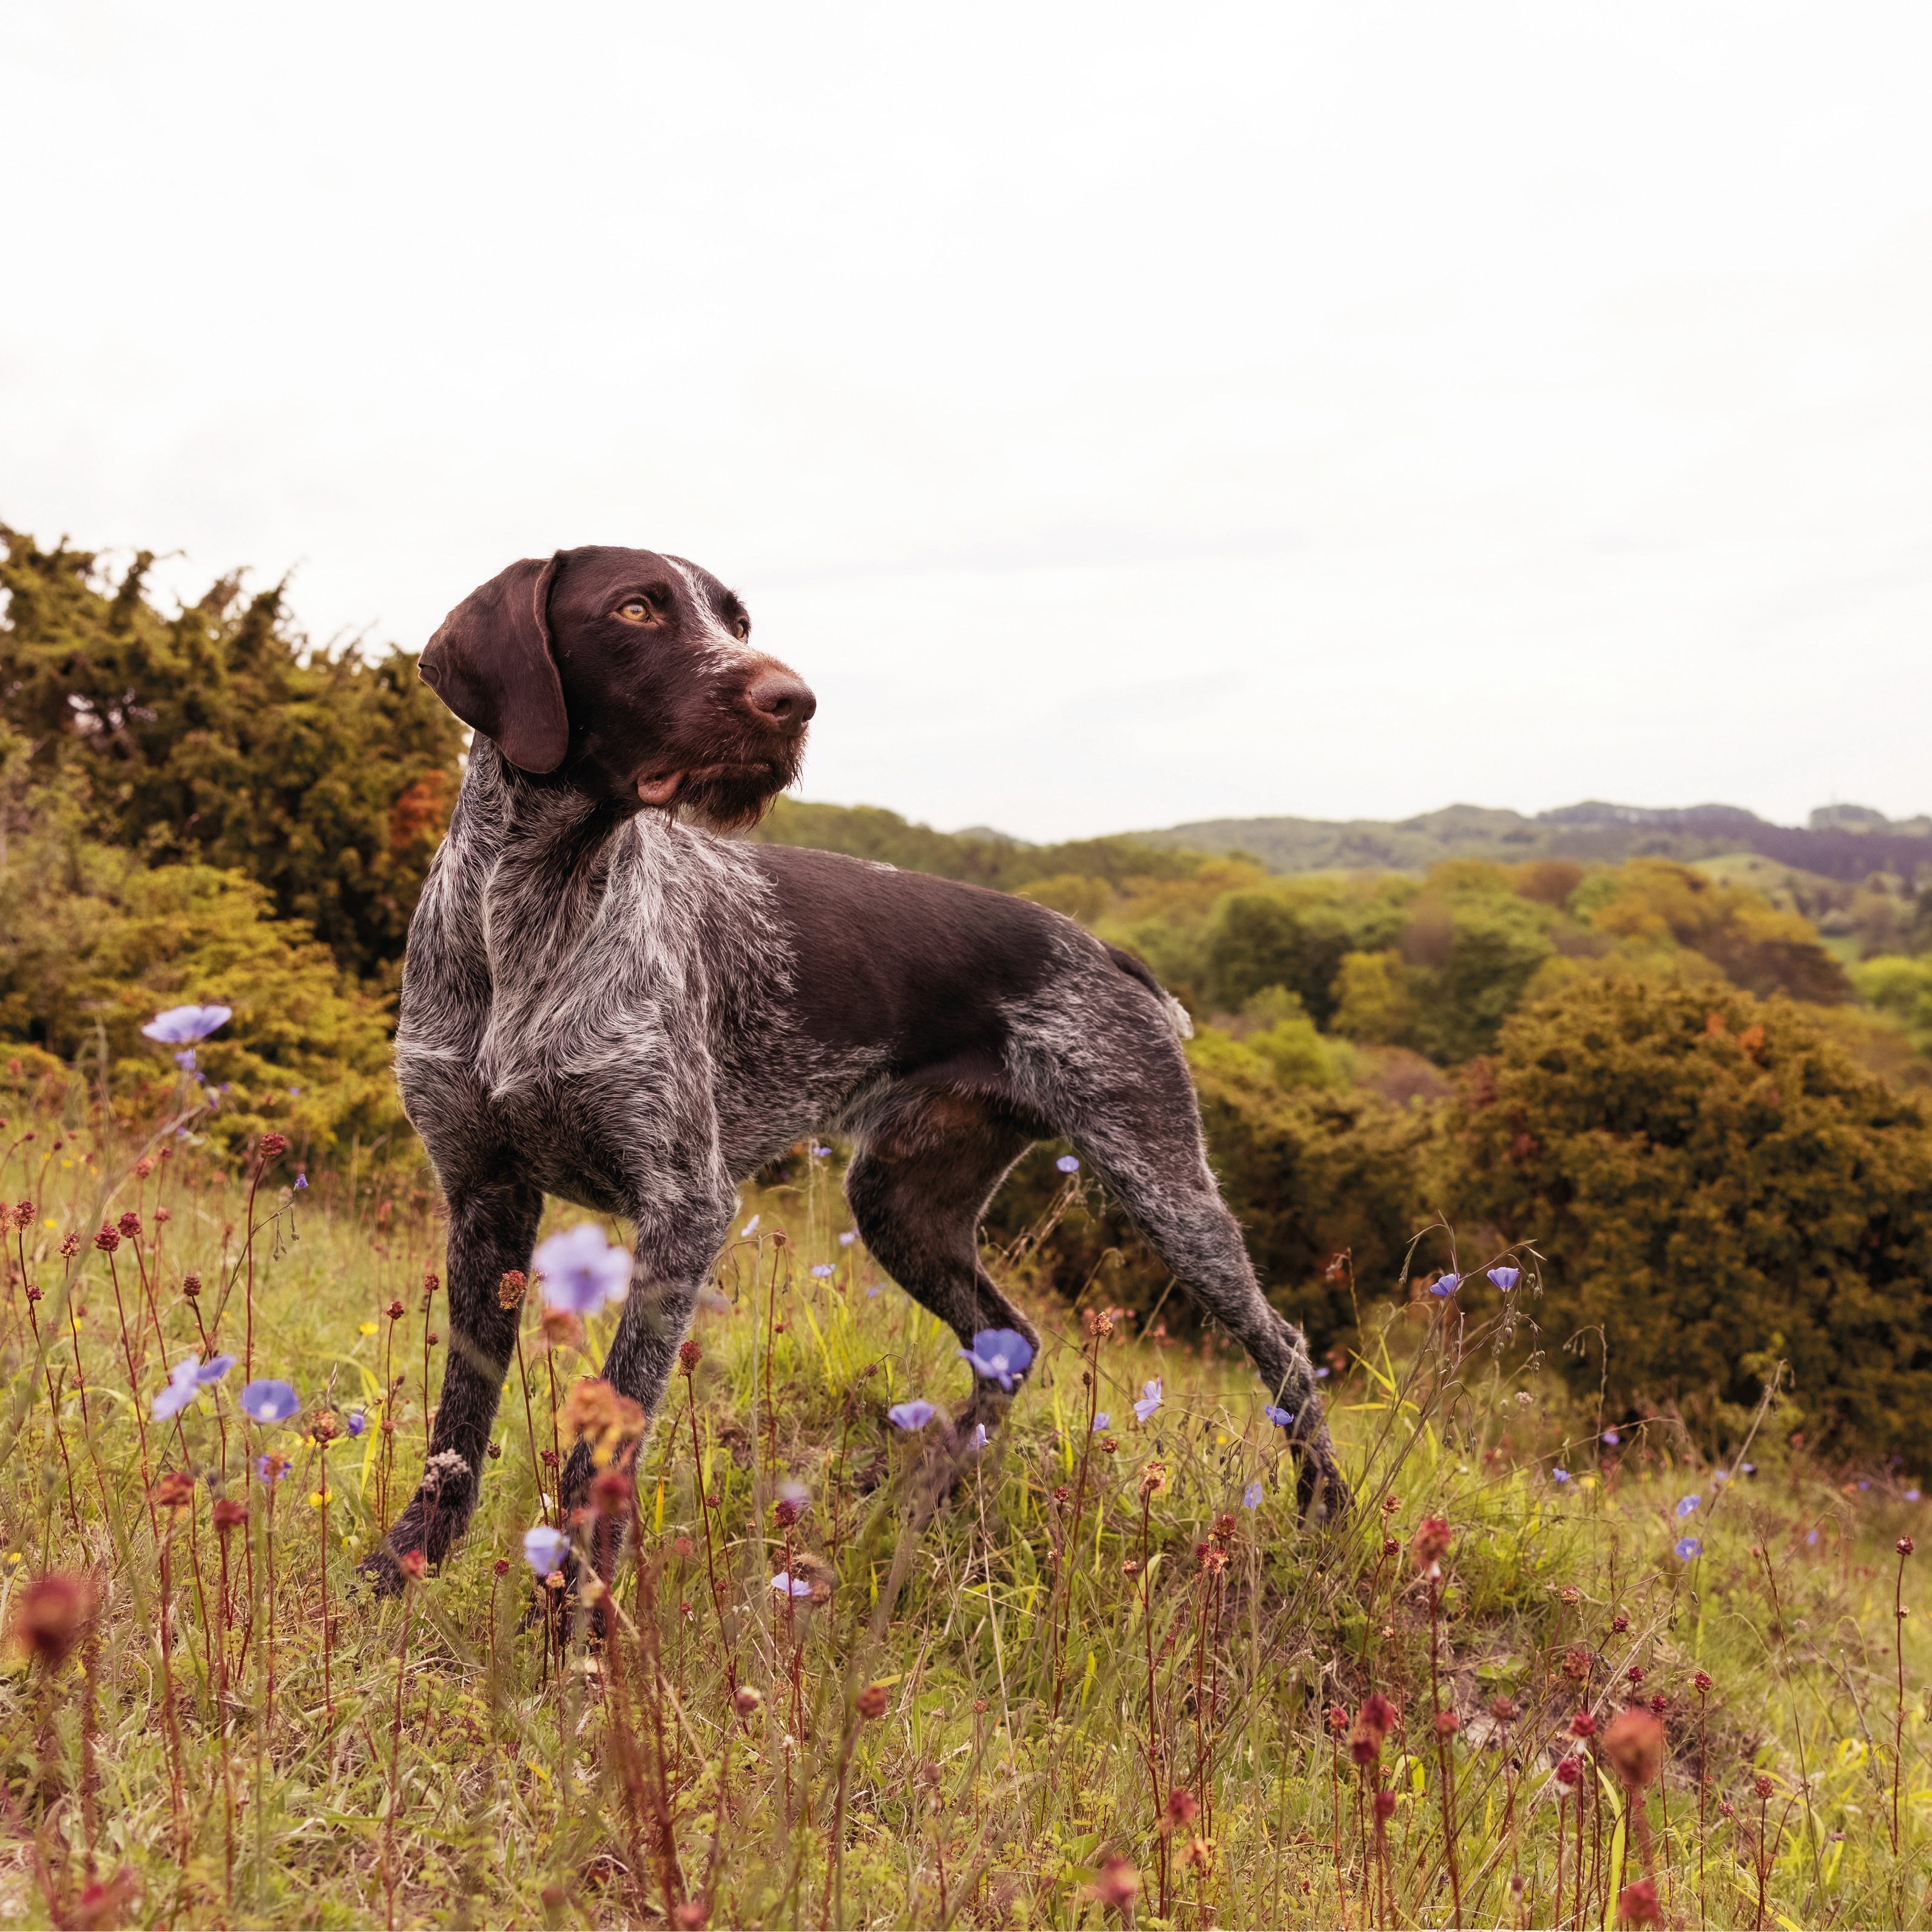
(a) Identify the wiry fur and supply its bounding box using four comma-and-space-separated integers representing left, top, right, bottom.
371, 549, 1346, 1587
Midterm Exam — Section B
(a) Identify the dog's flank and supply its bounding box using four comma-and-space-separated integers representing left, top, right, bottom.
371, 545, 1346, 1587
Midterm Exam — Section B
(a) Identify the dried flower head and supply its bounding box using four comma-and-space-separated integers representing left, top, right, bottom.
1348, 1692, 1396, 1766
1162, 1788, 1200, 1835
856, 1683, 890, 1720
212, 1498, 247, 1534
1434, 1710, 1460, 1738
590, 1469, 633, 1518
386, 1299, 405, 1322
1618, 1879, 1660, 1928
1753, 1773, 1774, 1800
559, 1376, 645, 1467
1899, 1536, 1915, 1558
12, 1572, 96, 1669
149, 1471, 195, 1510
1089, 1854, 1140, 1912
1373, 1788, 1396, 1822
497, 1270, 529, 1311
181, 1272, 201, 1298
1562, 1645, 1593, 1681
93, 1225, 119, 1254
258, 1132, 288, 1160
774, 1496, 803, 1530
1555, 1755, 1582, 1789
1139, 1460, 1166, 1499
678, 1338, 703, 1375
1326, 1704, 1349, 1736
1603, 1707, 1666, 1788
1611, 1613, 1629, 1633
117, 1211, 141, 1240
1694, 1669, 1713, 1694
733, 1685, 764, 1717
1411, 1517, 1451, 1572
1569, 1711, 1597, 1740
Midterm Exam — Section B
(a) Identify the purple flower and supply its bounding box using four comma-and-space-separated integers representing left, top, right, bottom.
240, 1379, 299, 1424
152, 1357, 206, 1420
1603, 1429, 1620, 1446
811, 1144, 832, 1158
810, 1263, 834, 1279
741, 1215, 760, 1237
887, 1400, 936, 1431
1806, 1529, 1819, 1545
1713, 1469, 1730, 1484
255, 1454, 291, 1482
1134, 1379, 1164, 1424
533, 1224, 631, 1315
1675, 1536, 1703, 1562
839, 1231, 857, 1248
1055, 1155, 1080, 1174
198, 1354, 235, 1385
142, 1004, 233, 1044
1552, 1467, 1570, 1484
522, 1525, 569, 1576
770, 1572, 812, 1599
1676, 1494, 1700, 1518
174, 1049, 197, 1072
968, 1423, 988, 1454
1487, 1266, 1521, 1291
294, 1174, 308, 1191
1092, 1412, 1111, 1431
346, 1410, 368, 1437
1263, 1403, 1295, 1429
959, 1328, 1034, 1392
1429, 1272, 1462, 1298
1243, 1481, 1263, 1509
1314, 1366, 1331, 1379
1907, 1488, 1922, 1503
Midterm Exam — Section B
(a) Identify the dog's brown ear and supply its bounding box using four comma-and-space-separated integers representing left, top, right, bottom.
420, 554, 569, 773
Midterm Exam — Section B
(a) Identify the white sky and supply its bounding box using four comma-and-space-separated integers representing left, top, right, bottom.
4, 4, 1930, 840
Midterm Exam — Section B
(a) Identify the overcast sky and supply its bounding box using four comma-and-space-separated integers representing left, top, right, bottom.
4, 4, 1930, 840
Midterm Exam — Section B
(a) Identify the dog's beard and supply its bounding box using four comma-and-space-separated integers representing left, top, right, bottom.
672, 734, 806, 833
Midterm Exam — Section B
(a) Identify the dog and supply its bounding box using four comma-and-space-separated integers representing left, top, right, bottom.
370, 544, 1346, 1586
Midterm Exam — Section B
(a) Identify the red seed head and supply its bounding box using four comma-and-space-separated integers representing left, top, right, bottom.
1326, 1704, 1349, 1736
398, 1550, 427, 1582
1411, 1517, 1452, 1570
1618, 1879, 1660, 1928
1649, 1694, 1668, 1717
496, 1270, 528, 1310
1555, 1755, 1582, 1788
12, 1572, 96, 1667
1899, 1536, 1915, 1558
1754, 1773, 1775, 1801
149, 1471, 195, 1510
258, 1132, 288, 1160
1694, 1669, 1713, 1694
1373, 1788, 1396, 1822
93, 1226, 119, 1254
1164, 1788, 1200, 1830
386, 1300, 405, 1322
1490, 1695, 1519, 1723
493, 1557, 511, 1576
1569, 1711, 1597, 1740
670, 1902, 709, 1931
117, 1211, 141, 1240
1434, 1710, 1460, 1738
12, 1201, 32, 1231
678, 1338, 702, 1376
590, 1470, 632, 1518
181, 1273, 201, 1297
1627, 1664, 1646, 1686
1090, 1855, 1140, 1912
857, 1683, 890, 1720
1611, 1613, 1629, 1633
1349, 1692, 1396, 1766
212, 1499, 247, 1534
733, 1685, 764, 1717
59, 1232, 77, 1259
773, 1496, 802, 1530
1603, 1707, 1666, 1788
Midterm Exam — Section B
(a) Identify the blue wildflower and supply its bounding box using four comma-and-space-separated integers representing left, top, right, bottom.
1133, 1379, 1164, 1424
294, 1174, 308, 1191
1603, 1429, 1620, 1446
1675, 1536, 1703, 1561
1243, 1481, 1263, 1509
346, 1410, 368, 1438
1055, 1154, 1080, 1174
1907, 1488, 1922, 1502
1429, 1272, 1461, 1297
769, 1572, 812, 1599
810, 1263, 834, 1278
839, 1231, 857, 1248
1092, 1412, 1110, 1431
142, 1004, 233, 1044
1263, 1403, 1295, 1428
152, 1357, 206, 1421
533, 1224, 632, 1315
522, 1524, 569, 1576
959, 1328, 1035, 1392
174, 1049, 197, 1072
1487, 1265, 1520, 1291
741, 1215, 760, 1237
1552, 1468, 1570, 1484
968, 1423, 988, 1454
1676, 1494, 1700, 1518
887, 1400, 936, 1431
811, 1144, 832, 1157
1806, 1529, 1819, 1545
240, 1379, 299, 1425
1314, 1366, 1330, 1379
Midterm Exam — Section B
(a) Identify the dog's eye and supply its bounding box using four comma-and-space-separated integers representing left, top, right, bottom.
732, 616, 750, 641
616, 598, 653, 625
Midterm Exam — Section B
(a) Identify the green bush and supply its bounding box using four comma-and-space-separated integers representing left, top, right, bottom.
0, 780, 410, 1170
1447, 973, 1932, 1461
1, 530, 464, 982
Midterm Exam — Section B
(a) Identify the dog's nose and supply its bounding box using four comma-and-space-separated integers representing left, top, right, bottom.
745, 670, 817, 730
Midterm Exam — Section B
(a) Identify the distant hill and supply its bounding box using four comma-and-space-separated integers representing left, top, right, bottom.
1131, 800, 1932, 884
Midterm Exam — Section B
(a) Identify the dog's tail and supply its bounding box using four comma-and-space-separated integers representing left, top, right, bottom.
1105, 944, 1194, 1041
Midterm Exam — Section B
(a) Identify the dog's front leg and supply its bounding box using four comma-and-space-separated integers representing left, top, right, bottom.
364, 1170, 542, 1593
555, 1178, 735, 1528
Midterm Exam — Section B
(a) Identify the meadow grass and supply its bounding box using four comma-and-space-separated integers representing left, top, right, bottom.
0, 1081, 1926, 1930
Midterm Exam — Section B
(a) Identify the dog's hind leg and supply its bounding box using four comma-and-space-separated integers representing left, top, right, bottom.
366, 1168, 543, 1592
844, 1092, 1042, 1476
1019, 978, 1351, 1519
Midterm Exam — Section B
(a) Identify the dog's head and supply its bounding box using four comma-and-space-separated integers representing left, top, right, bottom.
421, 545, 813, 829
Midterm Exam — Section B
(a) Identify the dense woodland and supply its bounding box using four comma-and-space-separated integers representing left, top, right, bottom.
6, 530, 1932, 1463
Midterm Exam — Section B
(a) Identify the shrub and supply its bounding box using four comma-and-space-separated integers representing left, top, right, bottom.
1, 530, 464, 981
0, 793, 409, 1169
1448, 974, 1932, 1461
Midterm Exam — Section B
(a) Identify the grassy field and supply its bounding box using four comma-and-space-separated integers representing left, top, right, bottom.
0, 1078, 1926, 1930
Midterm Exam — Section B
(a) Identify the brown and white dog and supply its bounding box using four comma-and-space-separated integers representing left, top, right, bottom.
370, 545, 1346, 1586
